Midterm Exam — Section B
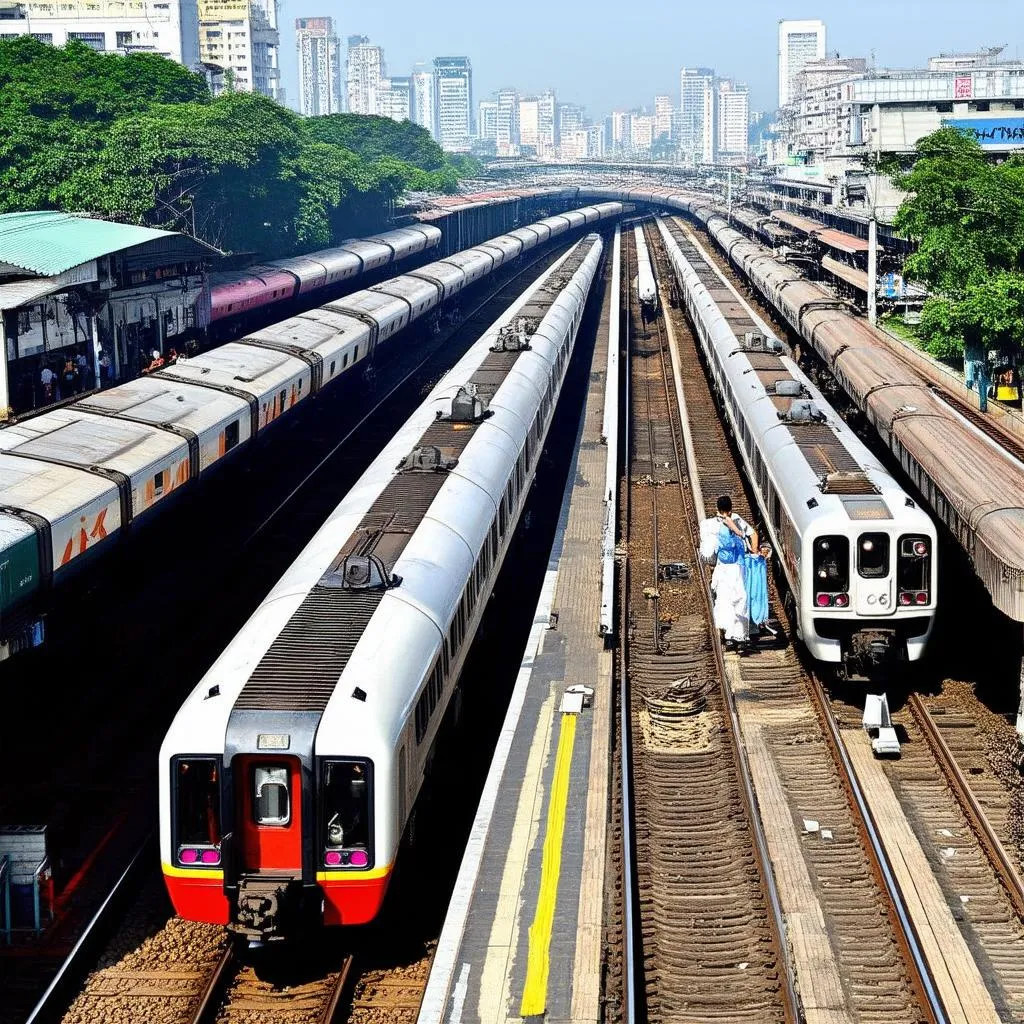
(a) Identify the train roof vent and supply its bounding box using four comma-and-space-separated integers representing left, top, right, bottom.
777, 399, 826, 424
820, 471, 880, 496
740, 331, 784, 354
397, 445, 458, 474
773, 379, 805, 398
321, 554, 399, 591
439, 384, 491, 424
491, 315, 538, 352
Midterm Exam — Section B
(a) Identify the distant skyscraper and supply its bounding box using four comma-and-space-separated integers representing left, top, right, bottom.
296, 17, 341, 116
433, 56, 473, 151
411, 66, 436, 138
346, 35, 386, 114
518, 97, 540, 150
654, 94, 673, 140
679, 67, 715, 164
478, 99, 498, 140
586, 123, 604, 158
536, 90, 557, 157
384, 76, 411, 121
631, 113, 654, 152
610, 110, 631, 153
717, 79, 749, 158
778, 18, 826, 107
496, 87, 519, 156
558, 102, 585, 151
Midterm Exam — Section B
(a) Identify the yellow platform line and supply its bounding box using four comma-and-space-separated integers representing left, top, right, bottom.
519, 711, 578, 1018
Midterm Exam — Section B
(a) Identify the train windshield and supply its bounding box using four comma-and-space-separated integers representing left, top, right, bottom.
321, 760, 371, 867
253, 766, 290, 825
175, 758, 221, 848
857, 533, 890, 579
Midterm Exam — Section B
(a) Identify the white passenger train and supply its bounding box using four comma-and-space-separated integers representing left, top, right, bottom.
0, 203, 622, 659
158, 233, 606, 941
633, 223, 659, 316
657, 217, 936, 677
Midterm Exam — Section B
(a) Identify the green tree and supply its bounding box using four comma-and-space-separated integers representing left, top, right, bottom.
891, 127, 1024, 358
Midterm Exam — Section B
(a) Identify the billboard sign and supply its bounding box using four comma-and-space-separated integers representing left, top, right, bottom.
954, 76, 973, 100
944, 117, 1024, 149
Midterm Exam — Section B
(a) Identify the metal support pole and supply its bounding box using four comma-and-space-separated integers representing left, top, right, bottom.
867, 215, 878, 326
91, 313, 101, 389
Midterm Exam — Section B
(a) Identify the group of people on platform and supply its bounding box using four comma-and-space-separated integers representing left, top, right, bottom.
701, 495, 772, 654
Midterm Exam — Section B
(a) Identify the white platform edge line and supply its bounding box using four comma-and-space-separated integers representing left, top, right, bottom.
599, 225, 621, 637
417, 276, 599, 1024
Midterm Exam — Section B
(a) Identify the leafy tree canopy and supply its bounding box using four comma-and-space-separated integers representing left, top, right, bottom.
0, 40, 478, 256
891, 127, 1024, 358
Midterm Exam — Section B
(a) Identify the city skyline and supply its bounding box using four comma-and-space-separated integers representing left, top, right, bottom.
276, 0, 1024, 120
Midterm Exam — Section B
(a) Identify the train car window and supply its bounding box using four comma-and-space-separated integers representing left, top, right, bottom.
329, 360, 336, 377
416, 696, 428, 743
174, 758, 221, 853
253, 765, 290, 825
153, 470, 165, 497
354, 345, 359, 360
343, 354, 349, 368
321, 760, 370, 862
448, 620, 458, 657
490, 522, 499, 560
443, 639, 450, 674
297, 379, 303, 394
224, 420, 240, 453
857, 533, 890, 579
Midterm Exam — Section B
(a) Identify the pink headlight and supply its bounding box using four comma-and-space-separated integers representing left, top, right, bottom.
349, 850, 369, 868
815, 593, 832, 608
916, 591, 929, 605
834, 593, 849, 608
200, 849, 221, 865
179, 848, 199, 864
324, 850, 343, 867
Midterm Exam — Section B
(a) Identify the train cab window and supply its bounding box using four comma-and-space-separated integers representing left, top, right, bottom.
857, 533, 890, 579
174, 758, 221, 857
153, 470, 165, 497
253, 765, 290, 825
321, 760, 370, 865
224, 420, 240, 453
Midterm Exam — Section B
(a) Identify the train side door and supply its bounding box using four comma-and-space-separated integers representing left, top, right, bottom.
235, 755, 303, 876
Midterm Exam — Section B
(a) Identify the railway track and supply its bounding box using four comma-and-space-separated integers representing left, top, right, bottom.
620, 224, 792, 1023
640, 218, 938, 1023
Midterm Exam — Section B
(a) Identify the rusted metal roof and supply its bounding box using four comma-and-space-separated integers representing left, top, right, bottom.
0, 211, 219, 279
822, 255, 870, 292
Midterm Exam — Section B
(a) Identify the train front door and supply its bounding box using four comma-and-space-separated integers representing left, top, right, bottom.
235, 755, 303, 876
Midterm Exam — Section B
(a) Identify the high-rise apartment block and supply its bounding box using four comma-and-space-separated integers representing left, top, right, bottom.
557, 103, 585, 147
716, 79, 749, 159
778, 18, 826, 107
433, 56, 473, 151
199, 0, 280, 97
536, 90, 557, 157
478, 99, 498, 141
630, 114, 654, 152
654, 94, 673, 140
0, 0, 200, 64
679, 67, 715, 164
496, 87, 519, 156
518, 97, 539, 150
295, 17, 341, 116
411, 66, 436, 137
383, 75, 411, 121
346, 35, 386, 115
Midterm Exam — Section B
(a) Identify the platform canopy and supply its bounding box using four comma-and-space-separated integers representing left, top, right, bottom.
0, 211, 220, 281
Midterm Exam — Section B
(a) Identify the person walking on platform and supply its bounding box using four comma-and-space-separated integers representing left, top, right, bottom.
711, 495, 757, 651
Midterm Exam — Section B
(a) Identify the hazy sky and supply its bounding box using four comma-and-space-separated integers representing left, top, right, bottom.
277, 0, 1024, 118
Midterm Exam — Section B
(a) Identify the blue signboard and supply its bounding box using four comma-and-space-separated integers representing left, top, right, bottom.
943, 117, 1024, 149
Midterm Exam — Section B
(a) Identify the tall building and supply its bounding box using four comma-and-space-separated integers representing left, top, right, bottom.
496, 87, 519, 156
679, 67, 715, 164
199, 0, 279, 97
433, 56, 473, 151
631, 113, 654, 153
346, 35, 386, 115
609, 110, 631, 153
410, 66, 436, 138
586, 123, 605, 158
0, 0, 200, 64
778, 18, 826, 108
478, 99, 498, 140
536, 90, 557, 157
654, 94, 673, 140
518, 97, 540, 150
383, 76, 411, 121
295, 17, 341, 116
557, 102, 585, 151
717, 79, 749, 159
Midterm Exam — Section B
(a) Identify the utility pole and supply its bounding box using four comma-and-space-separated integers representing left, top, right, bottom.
727, 165, 733, 223
867, 214, 878, 325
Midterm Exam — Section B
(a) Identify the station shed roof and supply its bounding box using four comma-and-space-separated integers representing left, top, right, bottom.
0, 211, 220, 280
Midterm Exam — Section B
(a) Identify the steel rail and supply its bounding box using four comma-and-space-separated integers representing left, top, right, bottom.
908, 693, 1024, 919
643, 220, 800, 1023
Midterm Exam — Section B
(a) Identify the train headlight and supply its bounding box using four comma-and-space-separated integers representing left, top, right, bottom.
179, 848, 199, 865
899, 593, 913, 606
325, 850, 343, 867
815, 593, 833, 608
915, 591, 928, 605
913, 540, 928, 557
834, 593, 849, 608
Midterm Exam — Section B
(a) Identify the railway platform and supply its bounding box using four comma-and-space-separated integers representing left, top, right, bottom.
418, 229, 620, 1024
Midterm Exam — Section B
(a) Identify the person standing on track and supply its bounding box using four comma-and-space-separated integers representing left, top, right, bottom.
712, 494, 757, 652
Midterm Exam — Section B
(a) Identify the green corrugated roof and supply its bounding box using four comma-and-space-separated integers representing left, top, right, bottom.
0, 211, 216, 278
